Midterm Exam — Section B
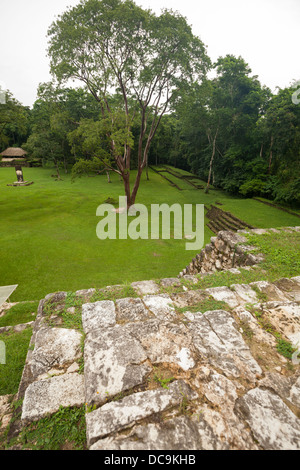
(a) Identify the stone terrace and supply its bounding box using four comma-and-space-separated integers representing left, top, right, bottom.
1, 227, 300, 450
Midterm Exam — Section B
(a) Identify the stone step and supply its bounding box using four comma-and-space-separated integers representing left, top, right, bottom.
14, 275, 300, 450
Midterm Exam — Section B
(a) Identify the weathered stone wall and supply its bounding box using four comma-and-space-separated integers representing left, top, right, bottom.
179, 229, 267, 277
9, 272, 300, 450
1, 227, 300, 450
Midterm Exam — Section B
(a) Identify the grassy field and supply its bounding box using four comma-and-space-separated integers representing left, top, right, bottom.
0, 165, 299, 302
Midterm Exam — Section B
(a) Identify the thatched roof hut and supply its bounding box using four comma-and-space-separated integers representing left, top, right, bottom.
0, 147, 27, 159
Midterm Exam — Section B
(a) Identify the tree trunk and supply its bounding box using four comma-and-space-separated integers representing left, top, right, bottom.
268, 135, 274, 173
55, 160, 61, 180
204, 128, 218, 194
130, 167, 143, 207
106, 170, 111, 183
260, 143, 263, 159
122, 172, 132, 208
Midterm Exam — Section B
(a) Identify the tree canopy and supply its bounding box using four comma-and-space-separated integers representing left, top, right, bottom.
2, 1, 297, 208
47, 0, 210, 205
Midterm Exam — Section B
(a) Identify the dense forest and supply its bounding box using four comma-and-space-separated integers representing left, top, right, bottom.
0, 2, 299, 207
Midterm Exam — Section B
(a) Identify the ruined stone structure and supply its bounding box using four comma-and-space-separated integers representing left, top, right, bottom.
180, 228, 277, 276
1, 227, 300, 450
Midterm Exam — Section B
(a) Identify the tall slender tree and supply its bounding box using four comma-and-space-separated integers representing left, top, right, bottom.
47, 0, 210, 206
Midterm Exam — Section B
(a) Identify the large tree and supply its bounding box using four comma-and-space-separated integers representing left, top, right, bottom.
175, 55, 270, 194
24, 82, 101, 173
47, 0, 210, 206
256, 85, 300, 205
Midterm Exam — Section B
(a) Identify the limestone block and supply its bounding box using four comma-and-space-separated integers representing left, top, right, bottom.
115, 297, 151, 323
90, 415, 225, 450
170, 289, 208, 309
218, 231, 247, 249
273, 278, 300, 302
250, 281, 289, 302
260, 301, 300, 348
30, 327, 83, 378
231, 283, 258, 304
215, 259, 222, 270
75, 288, 96, 298
188, 310, 262, 381
236, 388, 300, 450
194, 403, 258, 450
44, 291, 67, 304
205, 286, 240, 308
244, 253, 265, 266
213, 238, 226, 253
124, 320, 196, 370
194, 366, 240, 407
86, 380, 197, 447
160, 277, 182, 288
191, 369, 259, 451
82, 300, 116, 334
84, 325, 151, 406
182, 275, 199, 284
290, 376, 300, 409
292, 276, 300, 286
250, 228, 268, 234
131, 280, 160, 295
258, 371, 300, 410
142, 294, 176, 320
226, 268, 241, 274
175, 347, 195, 371
21, 373, 85, 423
233, 306, 276, 347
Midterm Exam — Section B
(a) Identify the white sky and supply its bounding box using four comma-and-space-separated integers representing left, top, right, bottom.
0, 0, 299, 107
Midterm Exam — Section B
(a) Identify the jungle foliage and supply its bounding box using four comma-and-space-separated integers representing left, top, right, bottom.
1, 0, 299, 206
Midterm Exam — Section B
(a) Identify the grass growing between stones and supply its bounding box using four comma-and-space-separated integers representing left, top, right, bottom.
276, 338, 296, 360
0, 328, 32, 395
89, 284, 138, 302
236, 303, 297, 370
153, 367, 175, 389
43, 294, 84, 332
42, 285, 138, 331
17, 405, 87, 450
176, 298, 230, 315
147, 366, 176, 392
249, 304, 297, 360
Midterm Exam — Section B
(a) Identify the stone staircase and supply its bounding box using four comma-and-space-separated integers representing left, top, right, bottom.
1, 226, 300, 450
206, 204, 255, 234
2, 269, 299, 450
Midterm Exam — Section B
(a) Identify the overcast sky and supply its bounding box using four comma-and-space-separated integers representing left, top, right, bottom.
0, 0, 299, 107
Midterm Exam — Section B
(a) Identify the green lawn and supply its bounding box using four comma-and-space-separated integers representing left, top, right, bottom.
0, 328, 32, 395
0, 166, 299, 302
